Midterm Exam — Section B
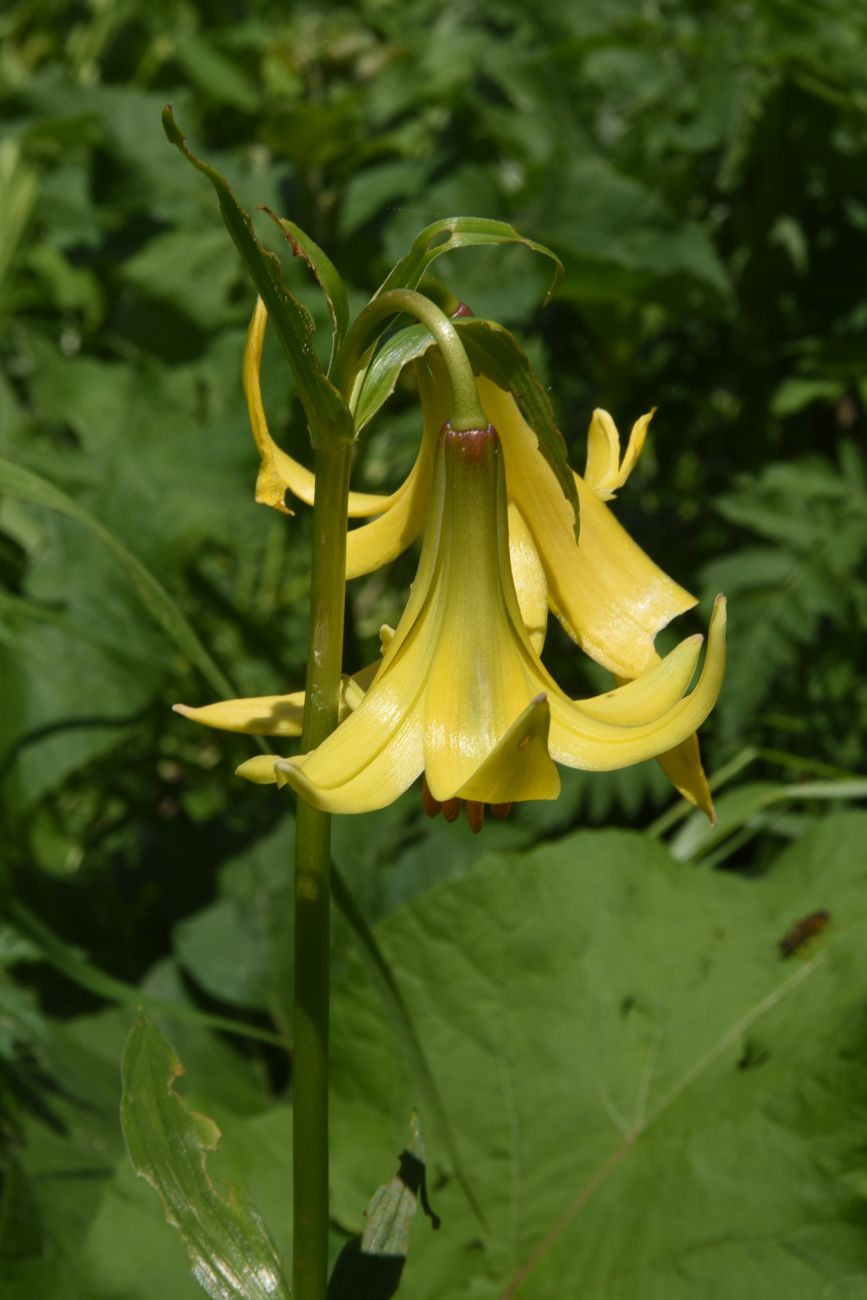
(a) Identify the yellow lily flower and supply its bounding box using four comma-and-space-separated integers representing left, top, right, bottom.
243, 299, 690, 673
243, 298, 716, 816
230, 421, 725, 816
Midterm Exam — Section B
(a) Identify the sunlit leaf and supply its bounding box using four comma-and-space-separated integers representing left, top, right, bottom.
263, 211, 350, 374
328, 1114, 440, 1300
121, 1013, 291, 1300
352, 323, 434, 432
161, 107, 352, 447
377, 217, 563, 306
329, 814, 867, 1298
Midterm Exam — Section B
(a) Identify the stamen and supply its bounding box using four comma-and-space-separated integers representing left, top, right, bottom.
422, 776, 462, 823
441, 798, 462, 823
422, 776, 440, 819
465, 801, 485, 834
421, 782, 513, 830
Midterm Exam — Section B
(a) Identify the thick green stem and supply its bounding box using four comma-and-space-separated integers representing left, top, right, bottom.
336, 288, 487, 430
293, 430, 353, 1300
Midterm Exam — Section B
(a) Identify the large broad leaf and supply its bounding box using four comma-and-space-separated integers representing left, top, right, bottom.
121, 1013, 291, 1300
0, 454, 234, 699
328, 813, 867, 1298
161, 108, 352, 447
173, 816, 296, 1026
537, 154, 731, 307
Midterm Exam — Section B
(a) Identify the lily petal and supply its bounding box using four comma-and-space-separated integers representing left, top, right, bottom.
575, 634, 703, 725
476, 377, 696, 679
455, 695, 560, 804
344, 358, 446, 579
584, 408, 653, 501
236, 754, 280, 784
174, 658, 384, 739
244, 297, 394, 518
547, 597, 726, 770
274, 622, 431, 812
508, 502, 548, 654
173, 694, 305, 736
656, 735, 716, 822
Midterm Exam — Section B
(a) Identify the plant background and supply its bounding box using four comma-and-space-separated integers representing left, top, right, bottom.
3, 2, 867, 1296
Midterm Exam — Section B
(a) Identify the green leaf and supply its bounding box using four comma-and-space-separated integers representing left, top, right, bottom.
0, 138, 39, 301
173, 35, 260, 113
173, 816, 296, 1030
328, 1114, 440, 1300
0, 454, 234, 700
121, 1013, 291, 1300
264, 211, 350, 374
352, 323, 434, 432
669, 777, 867, 864
328, 815, 867, 1297
121, 226, 244, 329
161, 107, 352, 447
9, 902, 288, 1048
538, 153, 732, 306
377, 217, 563, 307
331, 867, 486, 1230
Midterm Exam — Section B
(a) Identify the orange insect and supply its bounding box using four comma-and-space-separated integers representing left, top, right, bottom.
779, 909, 830, 958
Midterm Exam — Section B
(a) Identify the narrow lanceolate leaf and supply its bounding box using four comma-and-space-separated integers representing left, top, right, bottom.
328, 1114, 440, 1300
161, 106, 352, 446
458, 318, 579, 536
263, 210, 350, 375
377, 217, 563, 305
121, 1014, 291, 1300
352, 322, 435, 432
10, 902, 288, 1048
0, 455, 234, 699
668, 777, 867, 864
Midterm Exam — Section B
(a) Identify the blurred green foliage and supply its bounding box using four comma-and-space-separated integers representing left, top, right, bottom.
2, 0, 867, 1295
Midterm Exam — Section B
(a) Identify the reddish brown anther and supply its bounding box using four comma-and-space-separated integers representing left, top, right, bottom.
423, 777, 462, 823
422, 776, 439, 819
421, 780, 514, 831
464, 801, 485, 834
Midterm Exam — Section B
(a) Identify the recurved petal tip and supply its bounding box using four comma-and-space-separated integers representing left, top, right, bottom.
454, 695, 560, 805
173, 693, 305, 737
235, 755, 281, 785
